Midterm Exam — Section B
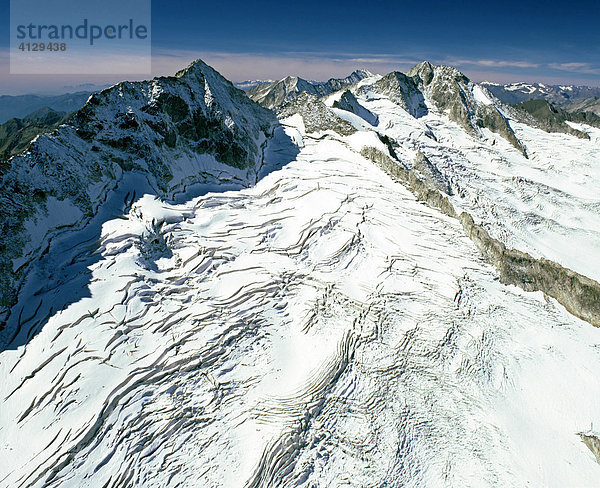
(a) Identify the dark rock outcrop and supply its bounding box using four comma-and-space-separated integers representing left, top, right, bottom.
332, 91, 379, 126
279, 93, 356, 136
579, 433, 600, 464
0, 59, 275, 327
361, 145, 600, 328
408, 62, 528, 157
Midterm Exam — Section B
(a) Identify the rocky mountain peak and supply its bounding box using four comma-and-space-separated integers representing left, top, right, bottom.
0, 59, 275, 323
407, 61, 435, 85
248, 70, 374, 109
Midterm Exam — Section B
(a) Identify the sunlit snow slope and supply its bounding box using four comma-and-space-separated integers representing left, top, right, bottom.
1, 62, 600, 488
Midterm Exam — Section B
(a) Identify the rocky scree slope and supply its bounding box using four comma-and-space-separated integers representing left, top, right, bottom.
0, 59, 274, 330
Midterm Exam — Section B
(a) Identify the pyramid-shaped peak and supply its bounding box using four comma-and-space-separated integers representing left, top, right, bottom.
407, 61, 470, 86
175, 58, 214, 78
407, 61, 434, 84
348, 69, 374, 79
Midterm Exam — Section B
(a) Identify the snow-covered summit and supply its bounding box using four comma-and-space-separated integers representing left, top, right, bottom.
0, 58, 276, 329
481, 80, 600, 108
2, 58, 600, 488
247, 69, 375, 109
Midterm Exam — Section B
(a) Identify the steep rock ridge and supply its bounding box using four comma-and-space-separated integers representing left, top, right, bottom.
412, 151, 451, 194
332, 90, 379, 126
317, 69, 373, 93
0, 59, 274, 329
580, 432, 600, 464
407, 62, 527, 156
359, 145, 600, 328
362, 71, 427, 117
247, 70, 372, 109
247, 76, 323, 110
278, 92, 356, 136
348, 62, 527, 157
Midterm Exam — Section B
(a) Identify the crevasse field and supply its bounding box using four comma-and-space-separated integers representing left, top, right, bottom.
1, 64, 600, 487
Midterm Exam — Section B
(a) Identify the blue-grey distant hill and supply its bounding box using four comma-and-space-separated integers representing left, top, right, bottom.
0, 92, 93, 123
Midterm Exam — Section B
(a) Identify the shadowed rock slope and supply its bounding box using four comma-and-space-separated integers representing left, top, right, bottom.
0, 59, 275, 329
513, 99, 600, 139
0, 108, 73, 161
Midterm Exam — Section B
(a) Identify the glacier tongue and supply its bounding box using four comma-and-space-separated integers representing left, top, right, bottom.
2, 115, 600, 487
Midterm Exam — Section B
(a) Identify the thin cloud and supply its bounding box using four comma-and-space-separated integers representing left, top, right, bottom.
548, 62, 600, 75
2, 47, 600, 94
448, 58, 541, 69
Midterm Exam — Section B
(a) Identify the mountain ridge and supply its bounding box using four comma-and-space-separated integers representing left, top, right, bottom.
2, 58, 600, 487
0, 58, 279, 329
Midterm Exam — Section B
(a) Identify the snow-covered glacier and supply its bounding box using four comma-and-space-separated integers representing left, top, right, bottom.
1, 60, 600, 487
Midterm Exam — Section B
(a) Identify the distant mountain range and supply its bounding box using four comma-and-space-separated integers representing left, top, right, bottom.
2, 58, 600, 487
233, 80, 274, 91
0, 91, 93, 123
0, 107, 73, 161
482, 81, 600, 114
246, 70, 373, 109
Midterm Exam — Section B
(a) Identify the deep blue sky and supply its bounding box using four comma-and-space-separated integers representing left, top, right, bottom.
1, 0, 599, 93
152, 0, 598, 61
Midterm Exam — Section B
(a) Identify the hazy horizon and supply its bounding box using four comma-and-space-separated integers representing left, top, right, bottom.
1, 50, 600, 96
1, 0, 599, 95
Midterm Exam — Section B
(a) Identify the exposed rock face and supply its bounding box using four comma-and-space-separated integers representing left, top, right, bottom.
460, 213, 600, 327
408, 62, 527, 156
323, 69, 373, 91
0, 59, 274, 327
360, 145, 600, 328
247, 76, 323, 110
248, 70, 372, 109
580, 433, 600, 464
365, 71, 427, 117
360, 146, 458, 219
251, 62, 529, 158
332, 90, 379, 126
279, 92, 356, 136
412, 152, 451, 194
513, 99, 600, 138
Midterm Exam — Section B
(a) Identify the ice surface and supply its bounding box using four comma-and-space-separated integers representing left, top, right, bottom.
1, 113, 600, 487
1, 65, 600, 488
